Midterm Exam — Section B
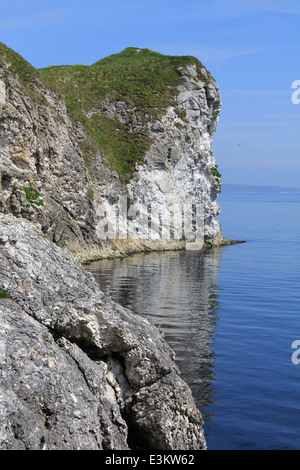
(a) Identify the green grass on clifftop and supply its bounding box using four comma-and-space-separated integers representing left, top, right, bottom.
39, 47, 211, 180
0, 42, 38, 84
40, 47, 209, 118
0, 44, 211, 182
0, 43, 46, 104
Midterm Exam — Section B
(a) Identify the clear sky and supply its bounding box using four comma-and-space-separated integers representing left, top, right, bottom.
1, 0, 300, 187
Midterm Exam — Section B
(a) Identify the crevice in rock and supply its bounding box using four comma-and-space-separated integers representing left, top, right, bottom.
1, 173, 12, 191
103, 352, 147, 450
40, 404, 54, 431
125, 412, 154, 451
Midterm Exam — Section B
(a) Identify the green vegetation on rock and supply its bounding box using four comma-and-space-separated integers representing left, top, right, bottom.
0, 42, 37, 84
0, 43, 46, 104
39, 47, 210, 180
1, 43, 212, 182
210, 166, 222, 185
0, 289, 11, 299
40, 47, 209, 117
16, 186, 44, 206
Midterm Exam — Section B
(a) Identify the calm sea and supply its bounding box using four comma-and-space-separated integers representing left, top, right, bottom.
85, 191, 300, 450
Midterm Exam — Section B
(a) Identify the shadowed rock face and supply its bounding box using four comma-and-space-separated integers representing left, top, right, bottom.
0, 214, 206, 450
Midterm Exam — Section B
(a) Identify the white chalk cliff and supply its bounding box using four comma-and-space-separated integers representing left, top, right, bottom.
125, 64, 222, 246
0, 45, 225, 262
0, 43, 229, 451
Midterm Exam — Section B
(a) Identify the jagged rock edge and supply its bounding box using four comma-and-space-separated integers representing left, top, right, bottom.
0, 214, 206, 450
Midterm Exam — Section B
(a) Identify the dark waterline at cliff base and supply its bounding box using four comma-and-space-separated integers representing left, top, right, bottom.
85, 192, 300, 450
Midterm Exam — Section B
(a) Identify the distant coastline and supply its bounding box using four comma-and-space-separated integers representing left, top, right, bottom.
221, 184, 300, 194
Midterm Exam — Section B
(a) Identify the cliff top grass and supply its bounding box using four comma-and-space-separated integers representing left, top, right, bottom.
39, 47, 210, 116
0, 42, 49, 107
0, 42, 38, 84
39, 47, 210, 180
0, 44, 211, 181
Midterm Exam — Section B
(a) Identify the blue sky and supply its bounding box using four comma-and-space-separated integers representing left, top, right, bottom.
1, 0, 300, 187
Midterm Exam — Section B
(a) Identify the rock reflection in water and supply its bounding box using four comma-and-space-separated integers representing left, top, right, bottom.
84, 248, 222, 423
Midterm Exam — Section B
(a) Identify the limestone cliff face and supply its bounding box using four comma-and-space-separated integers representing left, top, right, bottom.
0, 56, 98, 259
0, 46, 223, 262
125, 64, 222, 245
0, 45, 222, 450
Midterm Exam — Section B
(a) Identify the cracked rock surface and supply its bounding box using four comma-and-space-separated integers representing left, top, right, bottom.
0, 214, 206, 450
0, 53, 223, 263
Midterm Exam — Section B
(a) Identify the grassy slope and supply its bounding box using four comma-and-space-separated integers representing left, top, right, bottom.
0, 42, 37, 83
40, 47, 211, 181
0, 44, 210, 182
0, 42, 47, 105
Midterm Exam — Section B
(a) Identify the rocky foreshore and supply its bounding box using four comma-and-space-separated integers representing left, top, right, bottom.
0, 214, 206, 450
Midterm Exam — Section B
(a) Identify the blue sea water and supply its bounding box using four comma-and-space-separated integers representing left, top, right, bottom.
85, 192, 300, 450
206, 192, 300, 450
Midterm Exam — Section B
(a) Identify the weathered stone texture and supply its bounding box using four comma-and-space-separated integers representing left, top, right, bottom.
0, 214, 206, 450
0, 49, 219, 450
0, 58, 223, 262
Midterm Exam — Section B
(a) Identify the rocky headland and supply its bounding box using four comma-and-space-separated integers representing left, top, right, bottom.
0, 44, 228, 262
0, 44, 229, 449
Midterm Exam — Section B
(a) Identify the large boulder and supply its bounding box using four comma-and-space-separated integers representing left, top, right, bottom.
0, 214, 206, 450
